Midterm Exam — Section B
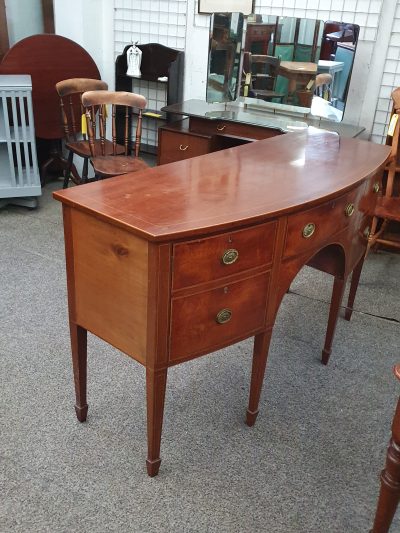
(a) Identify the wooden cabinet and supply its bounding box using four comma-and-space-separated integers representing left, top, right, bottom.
158, 115, 284, 165
54, 129, 390, 477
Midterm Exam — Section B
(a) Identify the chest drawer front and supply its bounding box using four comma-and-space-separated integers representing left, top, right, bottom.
284, 186, 364, 259
189, 116, 283, 141
172, 221, 277, 290
159, 129, 211, 165
170, 272, 270, 362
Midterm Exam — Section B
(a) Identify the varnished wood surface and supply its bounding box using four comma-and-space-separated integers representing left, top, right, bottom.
0, 35, 99, 139
71, 209, 149, 363
54, 129, 390, 241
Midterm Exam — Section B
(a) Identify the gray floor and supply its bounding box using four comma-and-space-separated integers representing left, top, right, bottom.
1, 180, 400, 533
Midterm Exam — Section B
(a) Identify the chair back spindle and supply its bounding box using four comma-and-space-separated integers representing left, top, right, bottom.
81, 89, 148, 180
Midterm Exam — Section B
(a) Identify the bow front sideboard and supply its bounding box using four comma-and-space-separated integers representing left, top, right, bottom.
54, 128, 390, 476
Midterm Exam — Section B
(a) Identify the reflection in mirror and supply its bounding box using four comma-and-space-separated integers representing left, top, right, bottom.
241, 15, 359, 122
206, 12, 244, 103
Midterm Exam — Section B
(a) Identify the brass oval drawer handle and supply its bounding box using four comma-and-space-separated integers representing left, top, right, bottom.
221, 248, 239, 265
363, 226, 370, 239
216, 124, 226, 131
344, 203, 355, 217
302, 222, 315, 239
216, 308, 232, 324
373, 182, 380, 193
179, 144, 188, 151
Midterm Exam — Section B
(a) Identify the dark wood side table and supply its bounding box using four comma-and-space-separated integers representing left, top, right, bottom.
54, 129, 389, 476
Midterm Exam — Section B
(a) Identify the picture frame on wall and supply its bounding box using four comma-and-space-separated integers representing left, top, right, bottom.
198, 0, 254, 16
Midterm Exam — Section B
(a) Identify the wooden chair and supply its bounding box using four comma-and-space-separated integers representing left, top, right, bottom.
248, 54, 285, 102
315, 73, 333, 101
368, 88, 400, 252
81, 90, 148, 179
56, 78, 123, 188
371, 364, 400, 532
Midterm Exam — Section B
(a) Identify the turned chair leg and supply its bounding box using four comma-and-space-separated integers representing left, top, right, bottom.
372, 397, 400, 532
321, 276, 346, 365
63, 151, 74, 189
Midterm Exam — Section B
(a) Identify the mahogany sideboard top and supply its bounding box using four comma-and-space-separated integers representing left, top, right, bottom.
54, 127, 390, 477
55, 128, 385, 240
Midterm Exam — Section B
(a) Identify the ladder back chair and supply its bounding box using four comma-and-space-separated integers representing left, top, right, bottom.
81, 90, 148, 180
248, 54, 285, 102
368, 87, 400, 252
56, 78, 124, 188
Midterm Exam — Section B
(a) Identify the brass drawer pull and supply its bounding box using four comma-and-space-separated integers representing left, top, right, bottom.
179, 144, 188, 151
344, 203, 355, 217
363, 226, 370, 239
373, 182, 380, 193
302, 222, 315, 239
216, 124, 226, 131
221, 248, 239, 265
216, 308, 232, 324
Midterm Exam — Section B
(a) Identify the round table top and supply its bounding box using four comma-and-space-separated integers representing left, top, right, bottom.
0, 34, 100, 139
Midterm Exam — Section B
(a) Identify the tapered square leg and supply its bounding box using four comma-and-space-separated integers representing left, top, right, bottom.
246, 330, 273, 427
321, 276, 346, 365
70, 323, 88, 422
146, 367, 168, 477
344, 255, 365, 321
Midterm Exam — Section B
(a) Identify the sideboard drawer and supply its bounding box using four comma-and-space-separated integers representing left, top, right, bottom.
158, 128, 211, 165
172, 221, 277, 290
284, 186, 364, 258
170, 272, 270, 362
189, 116, 284, 141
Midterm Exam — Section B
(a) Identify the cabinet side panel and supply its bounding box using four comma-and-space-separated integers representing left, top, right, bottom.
71, 209, 148, 364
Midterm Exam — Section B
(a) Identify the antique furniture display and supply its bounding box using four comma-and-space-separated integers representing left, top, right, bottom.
157, 99, 364, 166
0, 34, 100, 184
207, 12, 244, 103
367, 88, 400, 252
81, 90, 148, 180
54, 128, 390, 476
371, 364, 400, 533
0, 75, 41, 208
115, 43, 184, 153
56, 78, 113, 188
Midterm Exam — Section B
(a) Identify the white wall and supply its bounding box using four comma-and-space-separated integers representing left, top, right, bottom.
53, 0, 114, 90
5, 0, 44, 46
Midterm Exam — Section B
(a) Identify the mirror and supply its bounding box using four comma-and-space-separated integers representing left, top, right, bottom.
206, 14, 359, 121
206, 12, 244, 103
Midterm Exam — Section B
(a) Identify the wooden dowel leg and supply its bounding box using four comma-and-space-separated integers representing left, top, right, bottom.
63, 151, 74, 189
321, 276, 346, 365
246, 329, 273, 427
345, 255, 365, 321
70, 323, 88, 422
372, 399, 400, 532
146, 367, 168, 477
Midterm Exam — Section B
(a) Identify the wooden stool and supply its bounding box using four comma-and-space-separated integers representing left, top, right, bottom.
371, 364, 400, 532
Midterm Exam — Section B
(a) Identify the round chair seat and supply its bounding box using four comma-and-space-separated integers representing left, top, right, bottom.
91, 155, 149, 178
